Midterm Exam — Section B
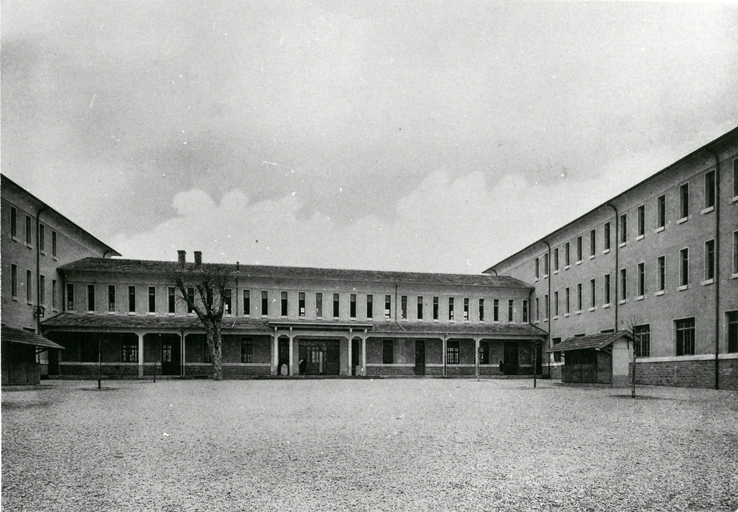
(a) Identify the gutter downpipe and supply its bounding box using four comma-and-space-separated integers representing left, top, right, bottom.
36, 206, 50, 334
542, 240, 551, 380
704, 148, 721, 390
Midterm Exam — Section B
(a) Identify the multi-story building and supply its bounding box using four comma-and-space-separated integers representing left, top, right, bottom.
486, 127, 738, 390
42, 252, 545, 379
1, 174, 120, 385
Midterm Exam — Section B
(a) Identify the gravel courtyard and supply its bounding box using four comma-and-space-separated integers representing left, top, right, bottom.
2, 378, 737, 512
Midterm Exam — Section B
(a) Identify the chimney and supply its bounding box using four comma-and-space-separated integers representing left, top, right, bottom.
177, 250, 186, 267
194, 251, 202, 266
236, 261, 240, 272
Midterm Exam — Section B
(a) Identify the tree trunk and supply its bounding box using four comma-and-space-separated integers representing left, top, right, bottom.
206, 321, 223, 381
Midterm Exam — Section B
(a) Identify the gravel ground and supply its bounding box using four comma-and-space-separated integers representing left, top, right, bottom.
2, 378, 737, 511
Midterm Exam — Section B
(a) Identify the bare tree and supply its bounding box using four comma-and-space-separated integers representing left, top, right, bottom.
169, 262, 231, 381
623, 314, 642, 398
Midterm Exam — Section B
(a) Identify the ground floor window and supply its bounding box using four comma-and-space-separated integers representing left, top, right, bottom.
675, 318, 695, 356
121, 341, 138, 362
728, 311, 738, 353
241, 337, 253, 363
447, 340, 459, 364
383, 340, 393, 364
552, 337, 561, 363
634, 324, 650, 358
479, 341, 489, 364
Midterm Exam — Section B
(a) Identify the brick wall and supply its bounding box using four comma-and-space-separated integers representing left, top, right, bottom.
632, 359, 738, 390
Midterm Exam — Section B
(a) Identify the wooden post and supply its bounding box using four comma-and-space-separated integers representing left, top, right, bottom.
443, 335, 447, 377
347, 328, 353, 377
475, 338, 480, 380
288, 327, 294, 376
362, 330, 367, 376
533, 342, 538, 388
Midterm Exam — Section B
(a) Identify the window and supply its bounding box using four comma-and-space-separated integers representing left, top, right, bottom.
39, 224, 45, 253
401, 296, 408, 319
604, 222, 611, 250
493, 299, 499, 322
590, 229, 596, 256
25, 215, 32, 245
448, 297, 454, 320
565, 287, 570, 314
565, 242, 570, 267
107, 285, 115, 312
300, 292, 306, 317
10, 207, 17, 239
637, 205, 645, 237
281, 292, 288, 316
658, 195, 666, 229
122, 341, 138, 363
590, 279, 596, 308
577, 283, 582, 311
680, 183, 689, 219
535, 258, 540, 279
11, 264, 18, 297
350, 294, 356, 318
128, 286, 136, 313
604, 274, 611, 305
417, 296, 424, 320
366, 294, 372, 318
243, 290, 250, 316
680, 248, 689, 287
638, 263, 645, 297
543, 253, 549, 276
620, 214, 627, 243
463, 298, 469, 321
728, 311, 738, 353
383, 340, 394, 364
554, 248, 559, 271
52, 231, 57, 257
620, 269, 627, 300
188, 288, 195, 314
224, 289, 232, 315
576, 236, 582, 262
675, 318, 695, 356
480, 341, 490, 364
26, 270, 32, 302
168, 287, 175, 313
478, 298, 485, 322
241, 338, 253, 363
544, 294, 549, 319
554, 291, 559, 317
333, 293, 340, 318
522, 300, 528, 323
658, 256, 666, 292
316, 293, 323, 318
52, 280, 57, 309
40, 275, 46, 305
705, 240, 715, 281
385, 295, 392, 319
705, 170, 715, 209
446, 341, 459, 364
734, 158, 738, 198
552, 338, 562, 363
433, 297, 439, 320
634, 325, 650, 358
508, 299, 514, 322
734, 231, 738, 274
535, 298, 540, 321
148, 286, 156, 313
261, 291, 268, 316
66, 283, 74, 310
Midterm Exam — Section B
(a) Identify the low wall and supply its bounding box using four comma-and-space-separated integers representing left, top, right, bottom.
632, 359, 738, 391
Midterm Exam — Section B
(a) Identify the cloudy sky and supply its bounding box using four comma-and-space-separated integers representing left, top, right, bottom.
3, 1, 737, 273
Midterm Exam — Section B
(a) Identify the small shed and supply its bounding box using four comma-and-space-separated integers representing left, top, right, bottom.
2, 325, 65, 386
555, 330, 633, 387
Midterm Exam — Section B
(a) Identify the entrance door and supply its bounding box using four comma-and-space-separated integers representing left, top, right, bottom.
48, 348, 60, 376
298, 340, 340, 375
161, 336, 180, 376
503, 342, 519, 375
279, 339, 290, 375
352, 339, 360, 376
414, 340, 426, 376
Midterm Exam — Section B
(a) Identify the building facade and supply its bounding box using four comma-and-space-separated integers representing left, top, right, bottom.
42, 254, 546, 379
1, 174, 120, 385
486, 128, 738, 390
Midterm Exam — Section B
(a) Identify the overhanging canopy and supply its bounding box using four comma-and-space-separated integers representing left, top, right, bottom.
2, 325, 65, 350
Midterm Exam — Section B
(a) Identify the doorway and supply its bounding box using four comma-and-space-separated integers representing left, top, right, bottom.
161, 335, 180, 376
503, 342, 519, 375
278, 339, 290, 375
298, 340, 340, 375
352, 339, 360, 376
414, 340, 425, 376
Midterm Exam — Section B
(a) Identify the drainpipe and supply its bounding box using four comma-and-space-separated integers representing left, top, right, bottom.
542, 240, 551, 379
704, 148, 721, 390
36, 206, 50, 334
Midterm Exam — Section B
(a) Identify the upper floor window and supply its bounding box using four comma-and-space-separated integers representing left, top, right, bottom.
223, 289, 232, 315
680, 183, 689, 219
188, 288, 195, 314
705, 170, 715, 209
52, 280, 57, 309
590, 279, 596, 308
657, 195, 666, 229
508, 299, 514, 322
168, 287, 176, 313
565, 242, 570, 267
25, 215, 32, 245
66, 283, 74, 311
577, 283, 583, 311
448, 297, 455, 320
350, 294, 356, 319
479, 298, 484, 322
39, 224, 45, 253
384, 295, 392, 319
590, 229, 596, 256
620, 269, 627, 300
40, 275, 46, 305
417, 296, 423, 320
620, 214, 627, 243
243, 290, 250, 316
565, 287, 570, 314
261, 291, 268, 316
543, 253, 549, 276
401, 296, 408, 319
604, 274, 610, 305
680, 248, 689, 286
535, 258, 540, 279
333, 293, 340, 318
553, 248, 559, 271
705, 240, 715, 281
299, 292, 306, 317
108, 285, 116, 312
10, 206, 17, 239
604, 222, 611, 250
576, 236, 582, 262
10, 264, 18, 298
281, 292, 288, 317
366, 294, 372, 319
658, 256, 666, 292
637, 205, 645, 237
734, 231, 738, 275
554, 291, 559, 317
52, 231, 58, 257
316, 292, 322, 318
638, 263, 645, 297
148, 286, 156, 313
433, 297, 439, 320
463, 298, 469, 321
128, 286, 136, 313
734, 158, 738, 198
26, 270, 33, 303
535, 298, 540, 321
493, 299, 499, 322
522, 300, 529, 323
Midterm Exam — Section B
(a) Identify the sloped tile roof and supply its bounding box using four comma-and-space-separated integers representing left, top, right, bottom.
58, 258, 532, 289
42, 313, 272, 332
2, 325, 65, 349
552, 330, 633, 352
365, 321, 546, 337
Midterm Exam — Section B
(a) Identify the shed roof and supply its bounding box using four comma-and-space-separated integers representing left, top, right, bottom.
2, 325, 65, 350
59, 257, 532, 288
42, 313, 273, 332
551, 330, 632, 353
